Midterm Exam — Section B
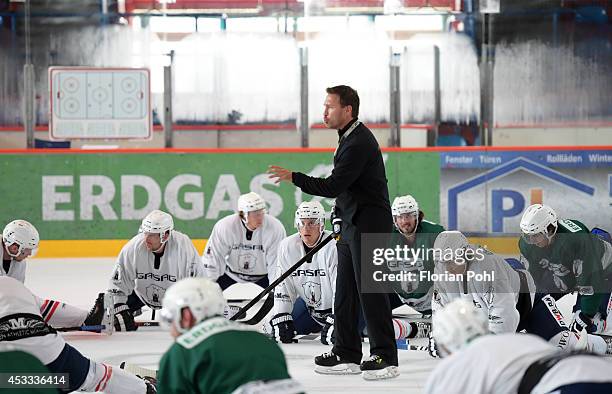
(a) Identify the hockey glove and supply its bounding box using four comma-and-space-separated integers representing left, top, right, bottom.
269, 313, 297, 343
320, 315, 335, 345
330, 206, 342, 239
223, 304, 241, 320
570, 311, 604, 334
113, 303, 137, 331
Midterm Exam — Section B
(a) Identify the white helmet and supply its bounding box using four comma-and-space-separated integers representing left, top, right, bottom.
160, 277, 227, 334
237, 192, 266, 214
295, 200, 326, 229
432, 298, 488, 355
520, 204, 558, 245
391, 195, 419, 217
2, 220, 40, 258
432, 231, 472, 264
140, 210, 174, 244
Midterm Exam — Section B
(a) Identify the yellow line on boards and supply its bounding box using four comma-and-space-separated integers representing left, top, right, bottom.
34, 239, 209, 258
32, 237, 519, 258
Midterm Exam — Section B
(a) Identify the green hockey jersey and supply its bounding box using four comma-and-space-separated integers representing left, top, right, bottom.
388, 219, 445, 311
157, 317, 294, 394
0, 349, 59, 393
519, 219, 612, 315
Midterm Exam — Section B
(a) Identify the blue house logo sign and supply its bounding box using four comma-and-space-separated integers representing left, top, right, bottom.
447, 157, 595, 231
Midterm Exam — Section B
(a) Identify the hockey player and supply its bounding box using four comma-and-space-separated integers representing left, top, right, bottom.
268, 201, 337, 344
201, 192, 286, 290
99, 209, 204, 331
1, 343, 59, 394
0, 276, 155, 393
519, 204, 612, 335
430, 231, 610, 355
157, 277, 302, 394
387, 195, 444, 339
1, 219, 98, 329
425, 298, 612, 394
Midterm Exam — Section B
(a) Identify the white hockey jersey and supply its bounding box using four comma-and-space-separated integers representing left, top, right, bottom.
202, 214, 286, 284
109, 230, 204, 309
0, 277, 65, 365
272, 231, 337, 325
0, 246, 26, 283
1, 245, 87, 328
425, 333, 612, 394
432, 251, 536, 334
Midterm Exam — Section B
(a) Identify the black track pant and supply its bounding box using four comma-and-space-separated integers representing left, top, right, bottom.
332, 239, 397, 365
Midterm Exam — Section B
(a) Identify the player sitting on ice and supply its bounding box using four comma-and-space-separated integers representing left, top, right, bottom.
519, 204, 612, 336
0, 277, 156, 393
430, 231, 611, 357
1, 219, 102, 329
425, 298, 612, 394
88, 209, 204, 331
157, 277, 302, 394
267, 201, 338, 345
201, 192, 286, 291
386, 195, 445, 340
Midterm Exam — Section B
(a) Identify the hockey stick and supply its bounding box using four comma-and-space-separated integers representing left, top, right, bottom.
230, 232, 336, 324
240, 292, 274, 325
58, 321, 161, 333
120, 362, 158, 379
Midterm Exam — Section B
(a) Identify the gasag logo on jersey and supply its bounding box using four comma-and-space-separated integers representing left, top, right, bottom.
292, 269, 326, 277
232, 244, 264, 252
136, 271, 177, 281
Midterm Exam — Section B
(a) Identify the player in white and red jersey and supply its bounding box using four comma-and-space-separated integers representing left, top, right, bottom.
0, 276, 155, 393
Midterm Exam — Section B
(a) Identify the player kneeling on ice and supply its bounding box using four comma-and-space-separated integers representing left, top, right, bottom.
386, 195, 445, 340
430, 231, 610, 357
157, 277, 302, 394
2, 220, 101, 329
425, 298, 612, 394
88, 210, 204, 331
201, 192, 286, 293
519, 204, 612, 337
0, 277, 155, 393
267, 201, 338, 344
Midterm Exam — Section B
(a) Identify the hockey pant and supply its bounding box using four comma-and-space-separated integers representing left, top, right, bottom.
36, 295, 88, 328
46, 343, 146, 393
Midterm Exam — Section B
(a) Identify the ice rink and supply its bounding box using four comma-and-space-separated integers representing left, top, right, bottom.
25, 257, 577, 394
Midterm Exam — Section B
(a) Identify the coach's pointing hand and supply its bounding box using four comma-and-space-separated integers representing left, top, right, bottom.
267, 165, 293, 184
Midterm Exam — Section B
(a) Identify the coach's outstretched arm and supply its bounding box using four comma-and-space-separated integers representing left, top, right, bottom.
268, 144, 369, 198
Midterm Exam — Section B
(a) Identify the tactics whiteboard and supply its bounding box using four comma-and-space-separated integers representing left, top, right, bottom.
49, 67, 152, 140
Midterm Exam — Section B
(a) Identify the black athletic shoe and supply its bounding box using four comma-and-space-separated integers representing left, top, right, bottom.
314, 351, 361, 375
83, 293, 105, 326
360, 355, 400, 380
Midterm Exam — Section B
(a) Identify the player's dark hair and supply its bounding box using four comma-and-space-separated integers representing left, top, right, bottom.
326, 85, 360, 118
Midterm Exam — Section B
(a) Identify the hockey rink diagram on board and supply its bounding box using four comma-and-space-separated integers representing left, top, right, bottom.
48, 67, 151, 140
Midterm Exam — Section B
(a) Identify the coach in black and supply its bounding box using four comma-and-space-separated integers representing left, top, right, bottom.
268, 85, 398, 380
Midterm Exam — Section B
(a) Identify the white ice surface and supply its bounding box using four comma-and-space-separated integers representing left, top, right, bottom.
24, 257, 578, 393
